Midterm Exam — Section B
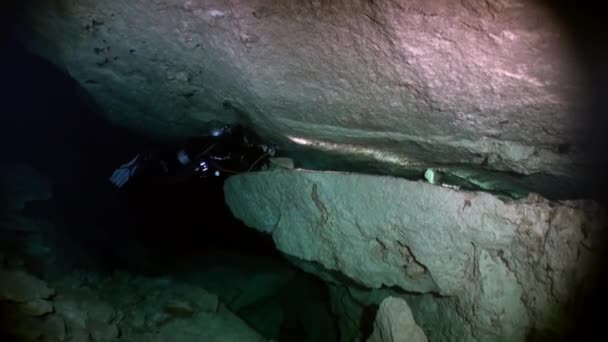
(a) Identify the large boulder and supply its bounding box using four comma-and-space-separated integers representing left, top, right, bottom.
224, 169, 606, 340
16, 0, 593, 187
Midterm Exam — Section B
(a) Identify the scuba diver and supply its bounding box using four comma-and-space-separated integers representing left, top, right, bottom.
109, 123, 275, 190
104, 123, 276, 268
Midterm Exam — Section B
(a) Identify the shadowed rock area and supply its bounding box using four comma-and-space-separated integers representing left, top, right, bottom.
0, 262, 268, 341
0, 161, 339, 342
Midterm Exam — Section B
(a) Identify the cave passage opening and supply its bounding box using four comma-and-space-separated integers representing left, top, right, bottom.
0, 38, 344, 342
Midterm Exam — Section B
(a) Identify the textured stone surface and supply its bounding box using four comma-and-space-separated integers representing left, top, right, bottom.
225, 169, 607, 340
367, 297, 427, 342
0, 269, 54, 302
0, 265, 267, 341
18, 0, 588, 183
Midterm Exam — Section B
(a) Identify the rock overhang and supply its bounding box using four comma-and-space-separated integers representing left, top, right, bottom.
13, 0, 602, 198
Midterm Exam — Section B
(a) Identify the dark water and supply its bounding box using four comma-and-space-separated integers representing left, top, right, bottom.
0, 38, 338, 341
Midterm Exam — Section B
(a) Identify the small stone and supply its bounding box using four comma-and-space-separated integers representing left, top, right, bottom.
269, 157, 294, 169
20, 298, 54, 316
367, 297, 427, 342
0, 269, 54, 302
424, 168, 440, 184
1, 300, 53, 322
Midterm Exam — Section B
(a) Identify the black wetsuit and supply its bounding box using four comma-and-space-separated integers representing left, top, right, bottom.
122, 124, 270, 191
112, 125, 272, 255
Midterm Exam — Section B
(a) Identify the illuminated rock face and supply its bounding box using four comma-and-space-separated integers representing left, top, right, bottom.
225, 169, 606, 340
21, 0, 586, 182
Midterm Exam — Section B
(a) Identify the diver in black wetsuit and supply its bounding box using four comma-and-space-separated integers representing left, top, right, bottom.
109, 123, 275, 190
105, 124, 276, 257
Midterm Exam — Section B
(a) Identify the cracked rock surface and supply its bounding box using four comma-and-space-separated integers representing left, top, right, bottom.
224, 169, 607, 340
18, 0, 590, 190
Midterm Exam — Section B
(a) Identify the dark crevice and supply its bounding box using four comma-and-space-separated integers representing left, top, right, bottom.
286, 143, 593, 202
0, 38, 337, 341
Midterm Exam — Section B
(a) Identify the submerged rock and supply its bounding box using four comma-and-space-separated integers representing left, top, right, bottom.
0, 269, 55, 302
17, 0, 592, 188
225, 169, 607, 340
367, 297, 427, 342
